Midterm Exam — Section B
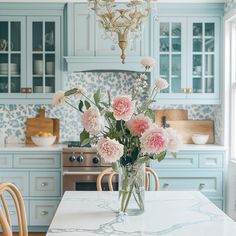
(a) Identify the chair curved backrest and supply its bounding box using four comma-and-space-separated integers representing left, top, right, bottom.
0, 182, 28, 236
96, 167, 159, 191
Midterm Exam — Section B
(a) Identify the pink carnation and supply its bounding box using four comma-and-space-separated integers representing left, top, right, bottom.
52, 90, 65, 106
140, 125, 168, 155
126, 114, 151, 136
165, 128, 182, 152
82, 107, 102, 135
97, 137, 124, 163
112, 95, 135, 121
140, 57, 156, 70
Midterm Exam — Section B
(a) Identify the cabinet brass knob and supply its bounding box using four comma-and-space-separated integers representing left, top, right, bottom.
21, 88, 26, 93
182, 88, 187, 94
26, 88, 32, 93
41, 211, 49, 216
187, 88, 192, 93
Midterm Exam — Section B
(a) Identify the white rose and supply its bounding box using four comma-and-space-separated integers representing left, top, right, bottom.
140, 57, 156, 69
155, 78, 169, 91
52, 91, 65, 106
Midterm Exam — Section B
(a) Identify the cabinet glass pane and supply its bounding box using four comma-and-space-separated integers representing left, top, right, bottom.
193, 23, 202, 36
172, 55, 181, 76
193, 39, 202, 52
11, 54, 20, 75
45, 54, 55, 93
172, 38, 181, 52
45, 22, 55, 51
193, 78, 202, 93
160, 23, 169, 36
193, 55, 202, 76
0, 22, 8, 52
11, 22, 20, 51
160, 55, 169, 76
45, 77, 55, 93
205, 38, 214, 52
205, 77, 214, 93
33, 54, 43, 76
33, 22, 43, 51
172, 23, 181, 36
33, 77, 43, 93
0, 77, 8, 93
11, 77, 20, 93
171, 76, 181, 93
0, 54, 8, 75
205, 23, 214, 36
205, 55, 214, 76
160, 38, 169, 52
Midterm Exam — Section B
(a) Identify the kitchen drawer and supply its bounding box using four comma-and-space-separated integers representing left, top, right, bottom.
0, 154, 13, 168
30, 171, 61, 197
29, 200, 59, 226
0, 172, 29, 196
199, 153, 223, 168
14, 153, 61, 169
4, 199, 29, 226
151, 153, 198, 169
156, 171, 222, 197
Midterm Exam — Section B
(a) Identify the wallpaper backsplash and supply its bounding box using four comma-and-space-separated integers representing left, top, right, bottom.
0, 72, 222, 144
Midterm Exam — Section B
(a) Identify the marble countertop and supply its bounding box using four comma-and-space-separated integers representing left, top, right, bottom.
47, 191, 236, 236
0, 143, 227, 152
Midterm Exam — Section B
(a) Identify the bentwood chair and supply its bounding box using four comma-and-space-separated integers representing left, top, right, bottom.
0, 182, 28, 236
96, 167, 159, 191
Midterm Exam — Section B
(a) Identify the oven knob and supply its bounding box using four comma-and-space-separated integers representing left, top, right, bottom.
92, 157, 100, 164
77, 155, 84, 163
69, 155, 76, 162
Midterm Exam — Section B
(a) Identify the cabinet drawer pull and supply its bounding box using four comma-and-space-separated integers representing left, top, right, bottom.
21, 88, 26, 93
199, 183, 205, 190
163, 183, 169, 188
40, 211, 49, 216
187, 88, 192, 94
41, 182, 48, 187
182, 88, 187, 94
26, 87, 32, 93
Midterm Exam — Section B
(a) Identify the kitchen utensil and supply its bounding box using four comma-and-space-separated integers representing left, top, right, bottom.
192, 134, 209, 145
26, 107, 60, 144
34, 60, 43, 75
168, 120, 214, 144
31, 136, 56, 146
155, 109, 188, 127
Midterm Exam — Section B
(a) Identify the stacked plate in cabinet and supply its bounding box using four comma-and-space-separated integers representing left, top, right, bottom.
0, 63, 19, 75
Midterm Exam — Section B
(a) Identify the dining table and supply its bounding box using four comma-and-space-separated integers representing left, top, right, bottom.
46, 191, 236, 236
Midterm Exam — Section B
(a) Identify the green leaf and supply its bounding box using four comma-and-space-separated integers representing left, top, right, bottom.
100, 102, 109, 108
145, 108, 155, 122
157, 151, 167, 162
64, 88, 77, 97
171, 152, 177, 158
78, 100, 84, 112
107, 91, 111, 106
112, 162, 119, 172
93, 89, 101, 105
80, 129, 90, 144
81, 138, 91, 147
84, 100, 91, 109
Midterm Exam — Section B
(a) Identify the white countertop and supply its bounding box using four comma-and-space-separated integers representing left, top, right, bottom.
47, 191, 236, 236
0, 143, 227, 152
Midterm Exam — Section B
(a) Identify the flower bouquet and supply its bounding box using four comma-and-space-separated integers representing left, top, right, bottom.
53, 57, 181, 215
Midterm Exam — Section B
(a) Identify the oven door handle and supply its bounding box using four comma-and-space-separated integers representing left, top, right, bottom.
63, 171, 101, 176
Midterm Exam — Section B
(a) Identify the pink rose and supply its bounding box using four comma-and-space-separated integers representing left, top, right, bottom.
112, 95, 135, 121
140, 57, 156, 70
126, 114, 151, 136
140, 125, 168, 155
97, 137, 124, 163
82, 107, 103, 135
165, 128, 182, 152
52, 91, 65, 106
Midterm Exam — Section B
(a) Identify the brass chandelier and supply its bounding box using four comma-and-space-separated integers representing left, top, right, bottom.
89, 0, 152, 64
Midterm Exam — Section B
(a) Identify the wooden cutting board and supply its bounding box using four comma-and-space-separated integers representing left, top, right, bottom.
168, 120, 214, 144
26, 108, 60, 144
155, 109, 188, 127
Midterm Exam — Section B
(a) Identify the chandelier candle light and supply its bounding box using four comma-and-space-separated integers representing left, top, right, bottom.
89, 0, 153, 64
53, 57, 181, 215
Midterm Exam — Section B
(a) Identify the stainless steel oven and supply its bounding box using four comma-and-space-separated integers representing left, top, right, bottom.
63, 147, 118, 191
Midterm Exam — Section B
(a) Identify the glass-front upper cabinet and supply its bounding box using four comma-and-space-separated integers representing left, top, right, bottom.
188, 18, 220, 100
27, 17, 60, 97
0, 17, 26, 98
154, 17, 187, 98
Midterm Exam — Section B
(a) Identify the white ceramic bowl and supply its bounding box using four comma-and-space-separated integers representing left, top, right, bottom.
31, 136, 56, 146
192, 134, 209, 145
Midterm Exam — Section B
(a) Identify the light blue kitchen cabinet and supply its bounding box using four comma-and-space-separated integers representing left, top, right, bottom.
150, 150, 225, 210
0, 4, 63, 104
65, 3, 150, 71
151, 3, 224, 104
0, 151, 62, 232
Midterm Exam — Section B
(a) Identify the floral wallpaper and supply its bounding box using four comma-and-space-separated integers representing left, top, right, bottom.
0, 72, 222, 144
225, 0, 236, 12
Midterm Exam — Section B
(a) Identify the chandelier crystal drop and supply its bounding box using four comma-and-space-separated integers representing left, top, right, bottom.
89, 0, 154, 64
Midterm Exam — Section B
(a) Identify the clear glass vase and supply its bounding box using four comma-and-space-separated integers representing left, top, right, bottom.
119, 163, 145, 215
